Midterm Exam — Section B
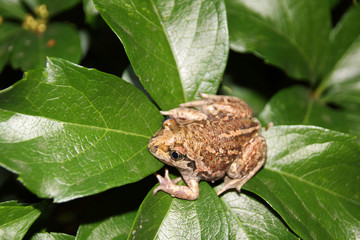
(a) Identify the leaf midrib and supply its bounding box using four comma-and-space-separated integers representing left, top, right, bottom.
1, 108, 151, 139
115, 0, 185, 105
267, 167, 360, 206
149, 0, 187, 103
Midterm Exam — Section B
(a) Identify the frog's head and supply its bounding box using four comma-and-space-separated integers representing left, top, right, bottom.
148, 118, 194, 171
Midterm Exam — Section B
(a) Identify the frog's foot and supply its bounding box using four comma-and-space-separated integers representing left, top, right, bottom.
216, 176, 246, 196
153, 169, 200, 200
179, 93, 253, 118
219, 136, 266, 197
153, 169, 182, 195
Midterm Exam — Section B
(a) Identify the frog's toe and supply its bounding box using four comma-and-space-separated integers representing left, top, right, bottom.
236, 185, 242, 192
217, 178, 245, 195
153, 185, 161, 195
153, 173, 165, 195
172, 177, 182, 184
216, 184, 232, 196
153, 169, 182, 195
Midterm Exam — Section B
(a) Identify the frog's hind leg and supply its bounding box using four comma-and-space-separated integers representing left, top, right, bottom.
216, 163, 263, 196
217, 136, 266, 196
179, 93, 253, 118
216, 176, 246, 196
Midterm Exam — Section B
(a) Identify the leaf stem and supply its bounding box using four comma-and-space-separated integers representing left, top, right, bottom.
314, 79, 327, 99
302, 98, 314, 125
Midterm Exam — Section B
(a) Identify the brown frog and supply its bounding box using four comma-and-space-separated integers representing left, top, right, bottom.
148, 93, 267, 200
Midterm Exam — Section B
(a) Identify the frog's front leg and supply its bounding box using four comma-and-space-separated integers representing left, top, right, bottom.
153, 169, 200, 200
217, 136, 266, 195
180, 93, 253, 118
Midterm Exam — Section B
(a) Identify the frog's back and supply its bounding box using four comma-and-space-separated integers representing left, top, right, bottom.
181, 117, 260, 181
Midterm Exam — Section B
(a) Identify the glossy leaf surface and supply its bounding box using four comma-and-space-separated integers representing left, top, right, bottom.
30, 233, 75, 240
129, 182, 229, 239
259, 85, 360, 137
322, 4, 360, 88
226, 0, 331, 81
0, 201, 47, 240
10, 23, 82, 71
318, 5, 360, 113
0, 58, 163, 202
245, 126, 360, 239
77, 211, 136, 240
94, 0, 229, 109
220, 191, 297, 239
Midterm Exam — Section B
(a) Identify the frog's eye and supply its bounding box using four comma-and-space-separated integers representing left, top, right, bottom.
169, 150, 184, 161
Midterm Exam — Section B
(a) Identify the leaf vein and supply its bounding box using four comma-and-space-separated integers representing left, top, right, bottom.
268, 168, 360, 206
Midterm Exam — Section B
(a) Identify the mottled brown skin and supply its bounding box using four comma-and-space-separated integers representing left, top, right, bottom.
148, 93, 267, 200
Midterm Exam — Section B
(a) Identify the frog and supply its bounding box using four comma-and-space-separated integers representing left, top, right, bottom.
148, 93, 267, 200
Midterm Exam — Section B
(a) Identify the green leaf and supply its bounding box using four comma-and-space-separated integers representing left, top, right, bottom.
316, 5, 360, 107
94, 0, 229, 109
253, 5, 360, 137
30, 232, 75, 240
259, 85, 360, 137
322, 4, 360, 87
76, 187, 139, 239
23, 0, 81, 17
0, 201, 47, 240
129, 182, 229, 239
0, 0, 27, 20
0, 58, 163, 202
245, 126, 360, 239
10, 23, 82, 71
329, 0, 341, 8
83, 0, 99, 25
323, 78, 360, 113
220, 191, 298, 239
226, 0, 331, 81
0, 22, 22, 73
122, 65, 153, 102
77, 211, 136, 240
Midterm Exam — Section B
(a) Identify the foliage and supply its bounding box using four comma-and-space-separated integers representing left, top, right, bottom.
0, 0, 359, 239
0, 0, 81, 72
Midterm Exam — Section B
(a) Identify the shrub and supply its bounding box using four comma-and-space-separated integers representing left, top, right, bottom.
0, 0, 359, 239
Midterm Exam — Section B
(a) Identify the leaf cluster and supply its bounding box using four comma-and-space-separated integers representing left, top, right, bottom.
0, 0, 359, 239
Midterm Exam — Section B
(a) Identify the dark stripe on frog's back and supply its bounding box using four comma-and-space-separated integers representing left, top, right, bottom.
184, 117, 260, 179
